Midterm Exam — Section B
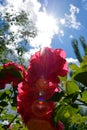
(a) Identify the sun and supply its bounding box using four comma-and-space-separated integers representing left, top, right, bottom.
36, 11, 58, 34
29, 10, 59, 48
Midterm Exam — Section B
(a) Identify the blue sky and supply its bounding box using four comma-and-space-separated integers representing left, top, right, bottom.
0, 0, 87, 64
40, 0, 87, 58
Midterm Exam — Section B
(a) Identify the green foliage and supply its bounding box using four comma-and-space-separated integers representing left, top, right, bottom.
69, 63, 79, 71
80, 91, 87, 103
46, 91, 64, 102
50, 55, 87, 129
66, 81, 79, 95
72, 56, 87, 86
1, 55, 87, 130
0, 85, 27, 130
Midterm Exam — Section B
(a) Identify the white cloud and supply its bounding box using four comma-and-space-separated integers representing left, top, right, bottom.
4, 0, 41, 14
60, 18, 65, 25
29, 10, 60, 48
1, 0, 61, 65
0, 0, 62, 51
60, 4, 81, 29
66, 57, 79, 65
0, 1, 81, 66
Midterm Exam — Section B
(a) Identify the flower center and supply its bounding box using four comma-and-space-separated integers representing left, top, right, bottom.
31, 77, 52, 117
31, 99, 50, 117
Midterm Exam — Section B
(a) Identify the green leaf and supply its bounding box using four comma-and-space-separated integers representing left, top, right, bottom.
54, 104, 79, 123
65, 92, 79, 104
12, 70, 23, 79
11, 106, 17, 111
73, 71, 87, 86
0, 66, 3, 71
81, 56, 87, 67
71, 114, 87, 125
66, 81, 79, 95
58, 76, 67, 81
46, 91, 64, 102
0, 70, 6, 79
6, 66, 23, 79
0, 101, 8, 107
69, 63, 79, 71
12, 123, 28, 130
0, 90, 11, 100
64, 111, 70, 118
80, 91, 87, 103
0, 92, 7, 100
71, 103, 78, 108
0, 107, 3, 113
5, 89, 11, 96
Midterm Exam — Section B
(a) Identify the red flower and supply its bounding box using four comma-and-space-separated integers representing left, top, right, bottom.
17, 81, 64, 130
17, 47, 68, 129
0, 62, 27, 89
27, 47, 68, 86
17, 80, 55, 123
0, 47, 67, 129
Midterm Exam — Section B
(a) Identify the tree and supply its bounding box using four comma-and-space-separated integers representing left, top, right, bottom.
0, 2, 37, 130
71, 36, 87, 62
0, 7, 37, 65
72, 39, 82, 62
